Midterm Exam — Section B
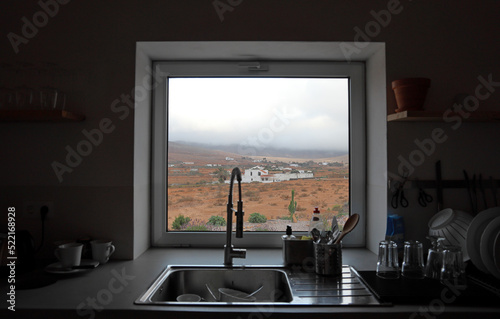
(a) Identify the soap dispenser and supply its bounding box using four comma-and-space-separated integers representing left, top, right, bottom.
282, 225, 296, 240
282, 225, 297, 266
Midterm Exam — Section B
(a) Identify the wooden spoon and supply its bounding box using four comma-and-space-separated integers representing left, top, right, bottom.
334, 214, 360, 244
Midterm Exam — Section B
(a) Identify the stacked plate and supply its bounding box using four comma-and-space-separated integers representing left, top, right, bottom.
466, 207, 500, 279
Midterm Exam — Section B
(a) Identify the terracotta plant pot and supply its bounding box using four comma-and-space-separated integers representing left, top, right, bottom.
392, 78, 431, 112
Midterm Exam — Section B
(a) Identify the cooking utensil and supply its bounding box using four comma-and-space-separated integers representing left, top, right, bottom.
436, 161, 443, 212
331, 216, 340, 243
324, 230, 333, 244
464, 170, 477, 215
311, 228, 321, 243
334, 213, 360, 244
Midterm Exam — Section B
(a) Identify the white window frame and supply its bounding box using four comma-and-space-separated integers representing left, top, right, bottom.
151, 60, 366, 248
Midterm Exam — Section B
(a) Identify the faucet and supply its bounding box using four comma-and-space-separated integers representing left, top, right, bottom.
224, 167, 246, 266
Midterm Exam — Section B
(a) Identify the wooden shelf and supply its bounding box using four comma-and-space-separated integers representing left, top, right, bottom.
387, 110, 500, 122
0, 110, 85, 122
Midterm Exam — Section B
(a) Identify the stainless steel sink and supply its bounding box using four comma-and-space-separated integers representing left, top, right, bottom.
135, 265, 383, 306
135, 265, 293, 305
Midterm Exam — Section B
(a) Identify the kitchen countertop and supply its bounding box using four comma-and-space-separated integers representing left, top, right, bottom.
2, 247, 500, 318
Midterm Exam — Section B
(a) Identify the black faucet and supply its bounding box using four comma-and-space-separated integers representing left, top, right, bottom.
224, 167, 246, 266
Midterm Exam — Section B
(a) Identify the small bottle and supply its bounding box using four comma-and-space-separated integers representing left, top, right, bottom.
282, 225, 296, 265
308, 207, 324, 237
282, 225, 296, 240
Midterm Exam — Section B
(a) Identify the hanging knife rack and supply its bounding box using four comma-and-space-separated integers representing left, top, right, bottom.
394, 179, 500, 189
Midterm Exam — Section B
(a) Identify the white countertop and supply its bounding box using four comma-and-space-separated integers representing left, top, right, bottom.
2, 248, 500, 318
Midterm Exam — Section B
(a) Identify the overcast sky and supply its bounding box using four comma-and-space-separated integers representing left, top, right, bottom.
168, 77, 349, 152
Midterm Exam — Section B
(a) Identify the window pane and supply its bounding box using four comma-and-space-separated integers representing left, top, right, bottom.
167, 77, 349, 232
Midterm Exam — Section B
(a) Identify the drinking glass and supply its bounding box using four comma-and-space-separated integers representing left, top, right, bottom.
0, 87, 15, 109
15, 86, 35, 109
424, 236, 445, 279
376, 240, 400, 279
440, 245, 467, 288
402, 240, 425, 279
40, 87, 59, 110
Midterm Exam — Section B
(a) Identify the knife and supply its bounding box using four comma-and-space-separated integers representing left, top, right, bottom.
464, 170, 477, 215
331, 215, 340, 243
435, 161, 443, 212
479, 174, 488, 210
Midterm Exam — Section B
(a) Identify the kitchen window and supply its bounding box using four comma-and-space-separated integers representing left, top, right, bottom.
151, 61, 366, 248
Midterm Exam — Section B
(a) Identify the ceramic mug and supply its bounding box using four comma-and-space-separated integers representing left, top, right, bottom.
55, 243, 83, 268
91, 240, 115, 264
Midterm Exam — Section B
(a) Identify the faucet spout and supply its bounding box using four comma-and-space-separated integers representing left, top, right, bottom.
224, 167, 246, 266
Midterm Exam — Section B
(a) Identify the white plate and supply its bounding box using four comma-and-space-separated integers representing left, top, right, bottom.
480, 216, 500, 279
466, 207, 500, 273
45, 259, 99, 274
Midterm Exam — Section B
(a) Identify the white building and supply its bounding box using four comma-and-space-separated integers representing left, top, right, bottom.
274, 172, 314, 181
237, 166, 314, 183
241, 166, 272, 183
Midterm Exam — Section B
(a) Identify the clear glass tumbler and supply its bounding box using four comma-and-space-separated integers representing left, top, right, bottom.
424, 236, 445, 279
402, 240, 425, 279
376, 240, 400, 279
440, 245, 467, 288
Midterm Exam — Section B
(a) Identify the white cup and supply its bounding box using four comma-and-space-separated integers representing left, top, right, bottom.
91, 240, 115, 264
55, 243, 83, 268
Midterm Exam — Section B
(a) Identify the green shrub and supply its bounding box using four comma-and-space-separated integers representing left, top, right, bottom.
181, 219, 209, 231
249, 213, 267, 223
207, 215, 226, 226
184, 224, 209, 231
172, 214, 191, 230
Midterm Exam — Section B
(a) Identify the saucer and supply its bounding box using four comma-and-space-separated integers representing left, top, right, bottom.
45, 259, 99, 274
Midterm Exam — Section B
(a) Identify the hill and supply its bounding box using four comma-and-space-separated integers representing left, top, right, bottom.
168, 142, 243, 164
168, 141, 348, 165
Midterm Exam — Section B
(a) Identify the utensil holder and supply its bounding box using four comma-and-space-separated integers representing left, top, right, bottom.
314, 242, 342, 276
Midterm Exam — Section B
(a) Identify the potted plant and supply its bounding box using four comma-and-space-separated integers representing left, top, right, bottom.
392, 78, 431, 112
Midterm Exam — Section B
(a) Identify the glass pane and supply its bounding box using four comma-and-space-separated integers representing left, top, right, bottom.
167, 77, 349, 232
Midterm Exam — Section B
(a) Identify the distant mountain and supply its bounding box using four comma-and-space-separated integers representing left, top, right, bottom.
172, 141, 347, 160
168, 142, 243, 164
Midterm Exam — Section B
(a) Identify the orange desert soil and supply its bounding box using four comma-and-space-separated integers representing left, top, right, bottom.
167, 177, 349, 231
